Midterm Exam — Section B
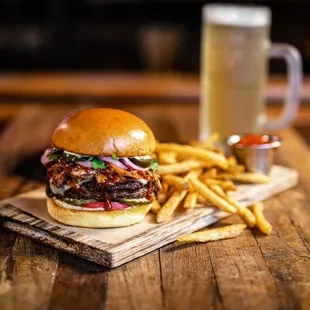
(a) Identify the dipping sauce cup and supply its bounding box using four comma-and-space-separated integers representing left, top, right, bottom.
224, 134, 282, 174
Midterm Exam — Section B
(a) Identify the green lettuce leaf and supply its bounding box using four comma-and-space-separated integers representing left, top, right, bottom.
91, 158, 106, 169
149, 159, 159, 170
49, 154, 61, 160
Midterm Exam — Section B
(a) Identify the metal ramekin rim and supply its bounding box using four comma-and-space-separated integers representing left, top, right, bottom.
224, 133, 282, 150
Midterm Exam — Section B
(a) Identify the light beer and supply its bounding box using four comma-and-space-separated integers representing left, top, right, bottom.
200, 6, 270, 140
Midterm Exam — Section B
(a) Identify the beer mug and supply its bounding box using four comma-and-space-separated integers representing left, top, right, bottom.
199, 4, 302, 140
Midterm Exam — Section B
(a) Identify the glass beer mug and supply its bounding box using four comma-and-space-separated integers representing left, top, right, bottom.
199, 4, 302, 140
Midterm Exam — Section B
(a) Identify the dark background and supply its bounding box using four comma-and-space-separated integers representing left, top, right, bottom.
0, 0, 308, 73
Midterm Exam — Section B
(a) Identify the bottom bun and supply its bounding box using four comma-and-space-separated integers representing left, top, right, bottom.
47, 197, 151, 228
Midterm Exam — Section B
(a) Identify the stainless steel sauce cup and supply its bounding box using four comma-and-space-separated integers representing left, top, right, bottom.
224, 134, 282, 174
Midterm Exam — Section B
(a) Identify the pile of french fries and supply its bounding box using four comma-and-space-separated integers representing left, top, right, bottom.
152, 133, 273, 243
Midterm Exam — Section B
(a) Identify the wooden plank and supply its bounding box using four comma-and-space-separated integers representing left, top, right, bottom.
254, 196, 310, 310
204, 216, 279, 310
105, 251, 163, 310
157, 182, 310, 310
48, 252, 107, 310
0, 174, 23, 297
0, 165, 299, 268
2, 220, 112, 267
0, 235, 58, 310
0, 229, 17, 297
0, 174, 55, 310
159, 241, 222, 310
0, 73, 198, 99
273, 129, 310, 308
0, 74, 309, 102
276, 128, 310, 189
277, 188, 310, 254
0, 205, 111, 251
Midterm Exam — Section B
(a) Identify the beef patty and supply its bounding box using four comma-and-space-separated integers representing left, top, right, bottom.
47, 179, 150, 202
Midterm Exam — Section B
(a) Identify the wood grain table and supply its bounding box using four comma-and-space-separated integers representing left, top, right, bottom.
0, 112, 310, 309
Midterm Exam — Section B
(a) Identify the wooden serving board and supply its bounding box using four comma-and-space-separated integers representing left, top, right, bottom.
0, 165, 298, 268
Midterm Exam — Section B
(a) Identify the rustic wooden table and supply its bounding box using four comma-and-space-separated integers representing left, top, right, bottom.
0, 72, 310, 310
0, 121, 310, 309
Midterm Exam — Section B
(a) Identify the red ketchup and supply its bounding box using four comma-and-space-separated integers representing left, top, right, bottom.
236, 134, 271, 147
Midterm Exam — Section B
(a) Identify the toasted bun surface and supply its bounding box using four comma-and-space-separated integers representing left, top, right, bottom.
47, 197, 151, 228
52, 108, 156, 156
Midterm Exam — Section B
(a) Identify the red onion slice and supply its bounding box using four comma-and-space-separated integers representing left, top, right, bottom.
41, 148, 53, 165
100, 157, 128, 170
121, 158, 148, 171
110, 201, 130, 210
76, 161, 92, 168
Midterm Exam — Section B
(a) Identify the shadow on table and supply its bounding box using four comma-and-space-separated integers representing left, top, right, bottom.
58, 251, 109, 274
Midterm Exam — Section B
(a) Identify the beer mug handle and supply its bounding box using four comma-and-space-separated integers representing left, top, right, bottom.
264, 44, 302, 130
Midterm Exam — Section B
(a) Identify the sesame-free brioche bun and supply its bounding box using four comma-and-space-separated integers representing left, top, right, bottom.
47, 197, 152, 228
52, 108, 156, 157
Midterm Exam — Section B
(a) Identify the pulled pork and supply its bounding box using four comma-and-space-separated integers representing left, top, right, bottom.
46, 159, 161, 203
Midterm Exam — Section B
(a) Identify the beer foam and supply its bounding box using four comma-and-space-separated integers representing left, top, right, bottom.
203, 5, 270, 27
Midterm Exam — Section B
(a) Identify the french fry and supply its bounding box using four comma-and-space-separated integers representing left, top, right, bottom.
189, 142, 213, 150
157, 181, 169, 204
236, 203, 256, 228
158, 151, 177, 165
184, 192, 198, 208
156, 143, 228, 169
227, 156, 237, 167
159, 160, 208, 175
177, 224, 247, 243
166, 186, 176, 199
227, 165, 246, 173
189, 139, 201, 147
156, 190, 188, 223
210, 147, 224, 154
184, 168, 203, 180
200, 168, 217, 180
210, 185, 256, 227
196, 145, 224, 153
162, 181, 169, 192
205, 132, 219, 145
163, 175, 188, 190
157, 191, 168, 205
209, 184, 226, 197
189, 141, 216, 150
154, 174, 163, 192
189, 178, 237, 214
190, 133, 219, 148
197, 195, 206, 204
217, 172, 270, 184
252, 202, 272, 235
150, 200, 161, 214
222, 181, 237, 191
184, 168, 203, 191
204, 179, 237, 191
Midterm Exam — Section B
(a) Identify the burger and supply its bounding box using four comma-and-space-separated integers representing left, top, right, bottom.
41, 108, 161, 228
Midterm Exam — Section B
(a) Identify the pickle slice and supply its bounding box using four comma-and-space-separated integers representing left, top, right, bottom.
118, 198, 150, 205
62, 198, 97, 206
130, 155, 152, 168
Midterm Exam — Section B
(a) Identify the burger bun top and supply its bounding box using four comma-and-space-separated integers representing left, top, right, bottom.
52, 108, 156, 157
